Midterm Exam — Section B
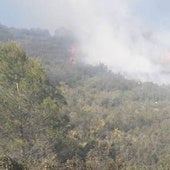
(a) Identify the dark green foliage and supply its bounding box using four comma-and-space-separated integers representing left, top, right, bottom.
0, 42, 67, 164
53, 137, 78, 163
0, 156, 27, 170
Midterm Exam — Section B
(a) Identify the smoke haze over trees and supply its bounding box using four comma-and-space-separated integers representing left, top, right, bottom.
1, 0, 170, 83
0, 1, 170, 169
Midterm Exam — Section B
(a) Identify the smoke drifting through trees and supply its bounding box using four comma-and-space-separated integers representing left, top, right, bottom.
7, 0, 170, 84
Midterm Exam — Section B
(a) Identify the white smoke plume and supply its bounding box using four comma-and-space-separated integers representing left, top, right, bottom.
9, 0, 170, 84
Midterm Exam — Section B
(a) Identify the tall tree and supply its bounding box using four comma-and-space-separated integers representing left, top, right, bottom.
0, 41, 67, 161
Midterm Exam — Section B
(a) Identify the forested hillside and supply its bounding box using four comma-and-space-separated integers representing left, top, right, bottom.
0, 24, 170, 169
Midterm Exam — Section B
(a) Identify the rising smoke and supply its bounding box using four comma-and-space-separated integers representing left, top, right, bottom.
12, 0, 170, 84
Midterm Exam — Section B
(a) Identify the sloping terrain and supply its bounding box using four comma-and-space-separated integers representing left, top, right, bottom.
0, 24, 170, 169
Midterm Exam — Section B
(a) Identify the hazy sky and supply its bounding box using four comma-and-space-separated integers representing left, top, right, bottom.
132, 0, 170, 30
0, 0, 170, 84
1, 0, 170, 31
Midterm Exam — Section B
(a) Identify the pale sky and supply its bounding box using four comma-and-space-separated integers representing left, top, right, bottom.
131, 0, 170, 30
0, 0, 170, 31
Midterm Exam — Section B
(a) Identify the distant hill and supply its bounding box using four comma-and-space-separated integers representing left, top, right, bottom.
0, 23, 75, 61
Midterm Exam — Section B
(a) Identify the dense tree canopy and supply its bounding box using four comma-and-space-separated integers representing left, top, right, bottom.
0, 25, 170, 169
0, 42, 67, 166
